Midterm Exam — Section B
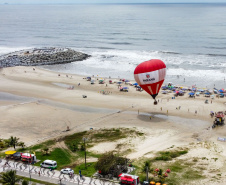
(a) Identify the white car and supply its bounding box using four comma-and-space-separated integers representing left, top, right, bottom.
61, 168, 74, 174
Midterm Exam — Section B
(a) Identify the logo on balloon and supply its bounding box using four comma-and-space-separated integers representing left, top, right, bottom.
146, 74, 150, 78
143, 77, 155, 82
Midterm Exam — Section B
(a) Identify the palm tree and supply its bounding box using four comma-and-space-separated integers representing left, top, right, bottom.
0, 170, 21, 185
9, 136, 19, 149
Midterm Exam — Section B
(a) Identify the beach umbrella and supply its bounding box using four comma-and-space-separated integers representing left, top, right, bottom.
189, 92, 195, 96
219, 89, 224, 93
134, 59, 166, 104
133, 83, 138, 86
125, 80, 130, 82
5, 150, 16, 155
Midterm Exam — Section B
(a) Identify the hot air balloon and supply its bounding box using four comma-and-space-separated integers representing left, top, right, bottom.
134, 59, 166, 105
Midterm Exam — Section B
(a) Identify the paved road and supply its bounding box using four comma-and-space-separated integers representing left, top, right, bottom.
0, 159, 119, 185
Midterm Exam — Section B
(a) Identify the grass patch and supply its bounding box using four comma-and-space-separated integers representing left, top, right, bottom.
74, 162, 97, 177
154, 150, 188, 161
91, 128, 126, 141
17, 139, 56, 152
64, 128, 144, 153
17, 175, 57, 185
34, 148, 72, 169
182, 169, 204, 180
64, 131, 87, 151
168, 161, 185, 172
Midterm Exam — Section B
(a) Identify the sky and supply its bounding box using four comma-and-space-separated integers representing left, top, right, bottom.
1, 0, 226, 4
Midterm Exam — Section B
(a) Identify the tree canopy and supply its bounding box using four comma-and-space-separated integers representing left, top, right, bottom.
95, 152, 128, 177
0, 170, 21, 185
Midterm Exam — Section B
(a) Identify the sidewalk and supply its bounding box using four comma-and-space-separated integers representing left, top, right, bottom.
0, 159, 119, 185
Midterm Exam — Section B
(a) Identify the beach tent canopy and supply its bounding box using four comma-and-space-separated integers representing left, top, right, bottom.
189, 92, 195, 96
13, 152, 21, 157
133, 83, 138, 86
21, 153, 34, 159
162, 91, 168, 94
5, 150, 16, 155
125, 80, 130, 82
198, 89, 204, 92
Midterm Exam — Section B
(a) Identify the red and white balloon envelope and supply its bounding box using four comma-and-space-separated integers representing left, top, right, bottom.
134, 59, 166, 105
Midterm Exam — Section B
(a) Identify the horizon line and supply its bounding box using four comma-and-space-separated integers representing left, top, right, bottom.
1, 2, 226, 5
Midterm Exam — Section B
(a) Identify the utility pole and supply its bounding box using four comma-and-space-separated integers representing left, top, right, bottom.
29, 148, 31, 182
83, 137, 87, 169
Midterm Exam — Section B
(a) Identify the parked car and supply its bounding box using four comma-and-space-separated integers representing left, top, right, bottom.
61, 168, 74, 174
40, 160, 57, 170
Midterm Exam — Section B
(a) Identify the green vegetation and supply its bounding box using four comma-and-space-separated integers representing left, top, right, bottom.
132, 148, 205, 185
154, 150, 188, 161
17, 176, 56, 185
22, 179, 29, 185
0, 129, 209, 184
0, 128, 142, 177
0, 170, 21, 185
74, 162, 96, 177
29, 140, 55, 151
34, 148, 72, 169
91, 128, 126, 141
0, 136, 25, 151
95, 152, 127, 177
64, 131, 87, 151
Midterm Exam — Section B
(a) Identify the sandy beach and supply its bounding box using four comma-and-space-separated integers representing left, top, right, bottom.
1, 66, 226, 184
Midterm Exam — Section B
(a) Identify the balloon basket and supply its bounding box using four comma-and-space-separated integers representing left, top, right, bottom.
154, 100, 158, 105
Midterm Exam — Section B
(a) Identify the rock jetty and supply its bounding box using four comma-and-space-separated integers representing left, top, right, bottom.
0, 47, 90, 68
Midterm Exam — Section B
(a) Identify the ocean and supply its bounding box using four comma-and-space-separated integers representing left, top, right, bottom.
0, 3, 226, 89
